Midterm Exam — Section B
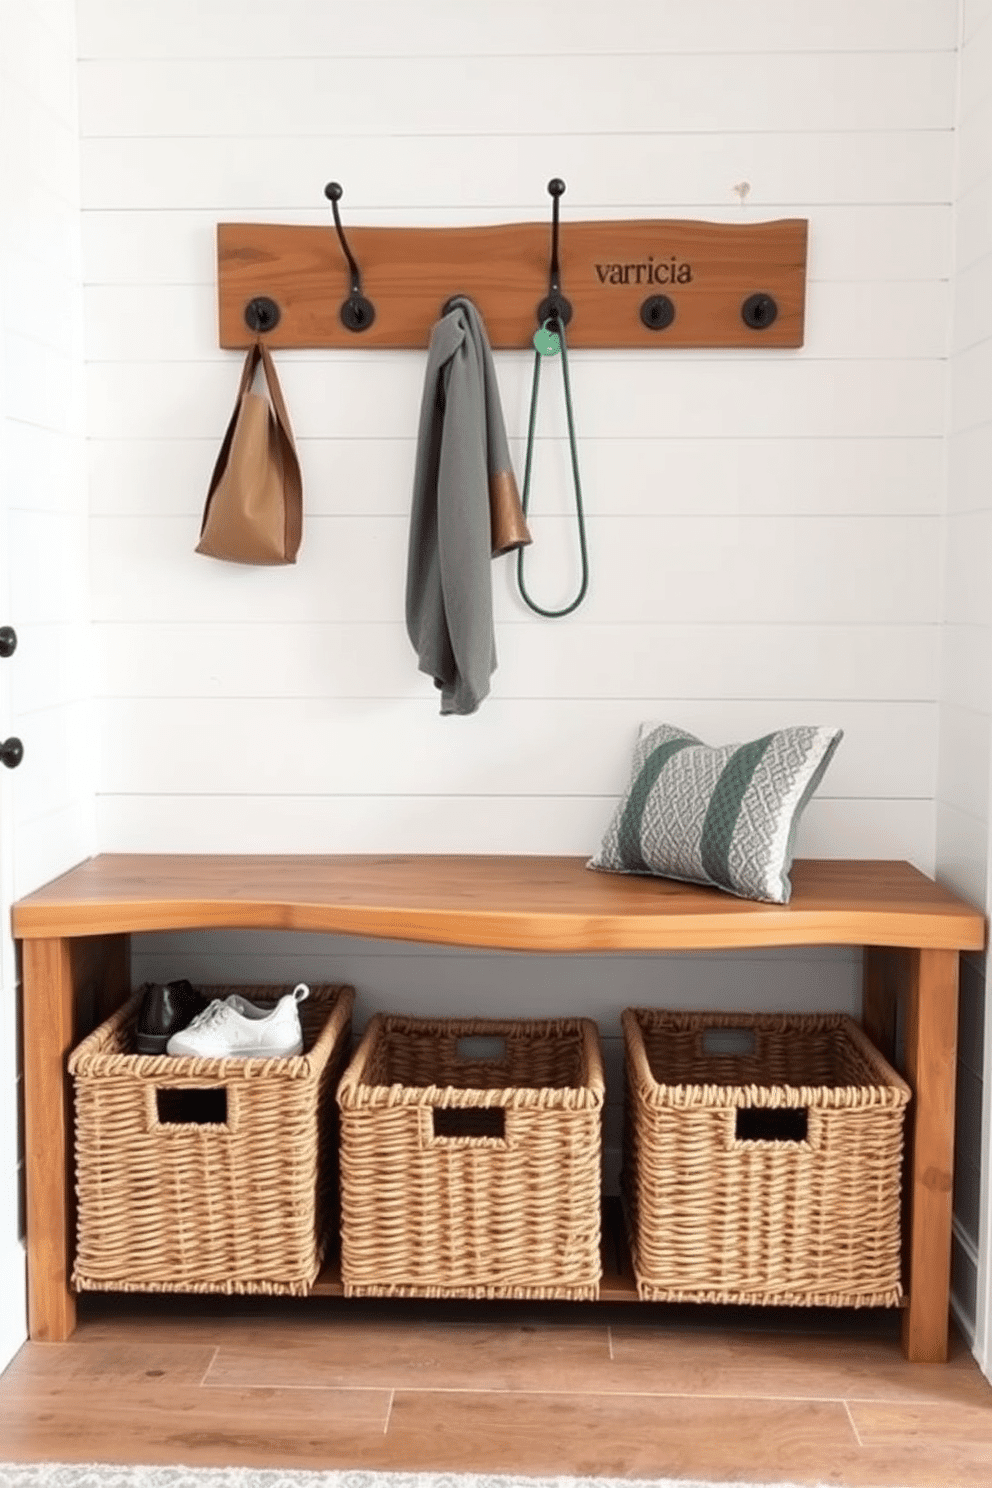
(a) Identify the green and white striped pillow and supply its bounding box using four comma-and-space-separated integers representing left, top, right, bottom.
589, 722, 843, 904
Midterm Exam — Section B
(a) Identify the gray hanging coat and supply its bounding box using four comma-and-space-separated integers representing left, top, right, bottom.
406, 296, 531, 716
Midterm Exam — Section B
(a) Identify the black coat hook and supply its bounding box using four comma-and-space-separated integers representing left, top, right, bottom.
536, 178, 573, 329
324, 182, 376, 333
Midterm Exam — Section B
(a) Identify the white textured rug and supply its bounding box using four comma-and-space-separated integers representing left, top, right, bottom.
0, 1471, 838, 1488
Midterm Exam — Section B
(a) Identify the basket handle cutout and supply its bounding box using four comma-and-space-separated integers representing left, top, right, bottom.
432, 1106, 506, 1141
735, 1106, 808, 1143
702, 1026, 757, 1057
455, 1034, 507, 1062
155, 1086, 228, 1126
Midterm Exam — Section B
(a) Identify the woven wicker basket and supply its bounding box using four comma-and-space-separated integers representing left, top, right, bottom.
621, 1008, 911, 1308
69, 983, 354, 1295
337, 1014, 605, 1299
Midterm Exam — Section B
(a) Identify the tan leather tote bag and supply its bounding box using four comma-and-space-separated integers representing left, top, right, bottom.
196, 341, 303, 564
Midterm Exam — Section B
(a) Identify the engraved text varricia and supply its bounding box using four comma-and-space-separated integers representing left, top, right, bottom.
594, 256, 694, 286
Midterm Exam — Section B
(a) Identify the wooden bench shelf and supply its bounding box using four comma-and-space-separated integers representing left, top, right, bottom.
13, 853, 984, 1362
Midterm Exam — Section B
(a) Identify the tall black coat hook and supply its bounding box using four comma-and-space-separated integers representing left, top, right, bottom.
324, 182, 376, 333
518, 177, 587, 619
536, 178, 573, 329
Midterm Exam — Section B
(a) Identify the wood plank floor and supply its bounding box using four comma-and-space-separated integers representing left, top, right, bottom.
1, 1293, 990, 1485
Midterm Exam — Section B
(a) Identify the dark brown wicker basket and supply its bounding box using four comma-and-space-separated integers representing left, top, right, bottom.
622, 1008, 911, 1307
337, 1013, 605, 1299
69, 983, 354, 1295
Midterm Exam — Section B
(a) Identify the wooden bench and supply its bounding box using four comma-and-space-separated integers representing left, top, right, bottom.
13, 852, 986, 1362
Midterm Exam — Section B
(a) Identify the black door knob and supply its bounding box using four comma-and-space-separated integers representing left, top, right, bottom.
0, 737, 23, 769
0, 627, 15, 658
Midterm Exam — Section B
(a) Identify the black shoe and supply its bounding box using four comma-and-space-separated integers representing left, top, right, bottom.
135, 980, 207, 1054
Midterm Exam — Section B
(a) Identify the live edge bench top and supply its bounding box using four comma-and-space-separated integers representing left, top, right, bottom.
10, 853, 986, 953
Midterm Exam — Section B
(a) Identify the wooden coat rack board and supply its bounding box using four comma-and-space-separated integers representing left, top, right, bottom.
217, 198, 808, 351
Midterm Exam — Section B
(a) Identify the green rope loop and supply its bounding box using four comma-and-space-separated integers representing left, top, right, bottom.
516, 317, 589, 618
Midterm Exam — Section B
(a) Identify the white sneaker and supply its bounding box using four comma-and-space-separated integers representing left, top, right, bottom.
166, 984, 309, 1058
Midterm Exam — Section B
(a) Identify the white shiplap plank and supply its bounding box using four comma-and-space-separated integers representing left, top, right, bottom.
77, 54, 956, 138
4, 3, 77, 120
950, 339, 992, 435
958, 91, 992, 198
95, 696, 933, 799
948, 424, 992, 515
83, 357, 948, 441
86, 433, 945, 519
88, 512, 942, 626
951, 250, 992, 356
4, 421, 88, 516
940, 623, 992, 715
4, 250, 83, 352
961, 7, 992, 117
934, 801, 990, 912
965, 0, 992, 42
935, 703, 992, 821
11, 800, 96, 902
12, 700, 96, 833
93, 620, 940, 703
952, 173, 992, 274
79, 205, 953, 287
94, 790, 935, 867
7, 511, 89, 624
3, 89, 81, 216
9, 623, 92, 715
1, 331, 80, 434
79, 132, 955, 212
941, 510, 992, 628
80, 280, 952, 364
75, 0, 959, 59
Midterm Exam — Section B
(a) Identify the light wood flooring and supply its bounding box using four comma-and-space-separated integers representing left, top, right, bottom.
1, 1292, 990, 1486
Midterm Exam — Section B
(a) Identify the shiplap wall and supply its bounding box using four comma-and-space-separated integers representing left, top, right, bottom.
0, 0, 94, 1368
939, 0, 992, 1367
77, 0, 954, 861
76, 0, 960, 1206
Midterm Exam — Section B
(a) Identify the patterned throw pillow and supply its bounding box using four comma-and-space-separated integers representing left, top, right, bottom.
588, 722, 843, 904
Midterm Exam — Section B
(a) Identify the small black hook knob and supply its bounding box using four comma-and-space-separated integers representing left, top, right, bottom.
324, 182, 344, 203
0, 737, 23, 770
340, 295, 376, 332
548, 178, 566, 198
0, 626, 16, 659
536, 294, 573, 328
641, 295, 676, 331
244, 296, 281, 334
742, 293, 778, 330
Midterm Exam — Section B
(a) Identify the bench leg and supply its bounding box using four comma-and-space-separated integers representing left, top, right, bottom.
866, 945, 959, 1362
21, 934, 130, 1342
901, 946, 959, 1362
